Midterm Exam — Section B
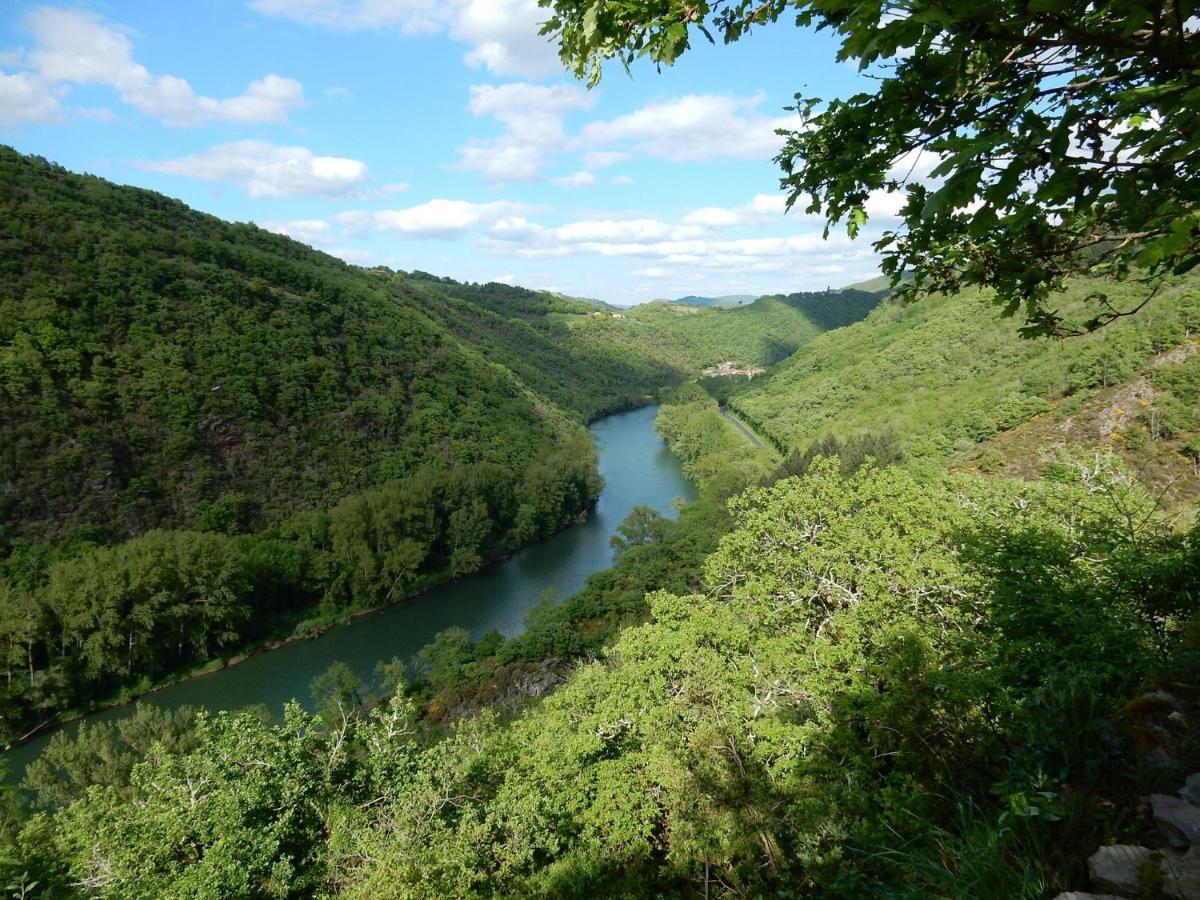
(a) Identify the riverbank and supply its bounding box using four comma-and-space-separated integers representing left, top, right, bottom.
3, 405, 697, 779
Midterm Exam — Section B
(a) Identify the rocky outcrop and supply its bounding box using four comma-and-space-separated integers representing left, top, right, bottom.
1086, 845, 1153, 896
1067, 773, 1200, 898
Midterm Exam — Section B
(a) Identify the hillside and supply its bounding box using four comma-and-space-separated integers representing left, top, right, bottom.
730, 276, 1200, 487
0, 147, 890, 744
568, 290, 883, 377
670, 294, 757, 307
0, 148, 614, 741
0, 148, 589, 545
375, 276, 882, 420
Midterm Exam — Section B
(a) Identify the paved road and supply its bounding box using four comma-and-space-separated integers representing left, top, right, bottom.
719, 408, 763, 448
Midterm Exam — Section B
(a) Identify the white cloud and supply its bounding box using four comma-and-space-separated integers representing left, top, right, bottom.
453, 0, 560, 78
142, 141, 369, 198
260, 218, 335, 245
555, 218, 673, 243
2, 7, 303, 127
610, 175, 634, 186
583, 150, 627, 170
251, 0, 560, 78
679, 193, 791, 230
458, 82, 594, 182
374, 198, 527, 238
552, 170, 595, 189
249, 0, 447, 32
477, 202, 880, 282
579, 93, 799, 162
0, 69, 63, 124
328, 246, 378, 264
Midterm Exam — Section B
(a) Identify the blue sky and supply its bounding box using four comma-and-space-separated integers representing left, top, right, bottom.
0, 1, 898, 303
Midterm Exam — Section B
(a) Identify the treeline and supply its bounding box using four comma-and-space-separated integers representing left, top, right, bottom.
0, 439, 600, 745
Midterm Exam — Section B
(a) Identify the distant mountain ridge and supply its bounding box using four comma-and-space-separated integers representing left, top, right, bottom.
669, 294, 758, 308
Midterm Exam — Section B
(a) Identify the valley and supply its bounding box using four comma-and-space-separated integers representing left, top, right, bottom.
1, 14, 1199, 887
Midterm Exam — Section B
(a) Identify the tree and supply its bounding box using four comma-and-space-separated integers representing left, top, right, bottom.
609, 505, 669, 555
540, 0, 1200, 335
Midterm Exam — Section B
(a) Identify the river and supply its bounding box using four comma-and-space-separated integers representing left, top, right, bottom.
3, 404, 696, 777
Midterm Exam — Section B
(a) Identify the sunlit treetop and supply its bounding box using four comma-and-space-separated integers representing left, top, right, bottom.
540, 0, 1200, 335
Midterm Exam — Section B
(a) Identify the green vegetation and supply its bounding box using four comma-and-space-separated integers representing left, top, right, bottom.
4, 137, 1200, 897
0, 148, 601, 742
399, 274, 882, 419
731, 274, 1200, 469
0, 146, 880, 745
8, 455, 1196, 897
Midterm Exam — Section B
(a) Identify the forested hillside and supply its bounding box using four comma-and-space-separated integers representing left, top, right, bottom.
0, 149, 610, 742
396, 274, 881, 419
0, 146, 881, 750
0, 148, 582, 543
730, 275, 1200, 488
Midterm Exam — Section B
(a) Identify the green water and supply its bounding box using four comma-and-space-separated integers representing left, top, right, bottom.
4, 405, 695, 775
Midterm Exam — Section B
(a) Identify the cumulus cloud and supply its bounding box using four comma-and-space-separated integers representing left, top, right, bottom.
141, 141, 370, 198
259, 218, 335, 245
251, 0, 560, 78
477, 199, 881, 283
458, 82, 594, 183
249, 0, 447, 32
552, 170, 595, 189
578, 93, 799, 162
456, 86, 796, 183
680, 194, 792, 230
454, 0, 560, 78
374, 198, 529, 238
1, 7, 303, 127
0, 69, 63, 124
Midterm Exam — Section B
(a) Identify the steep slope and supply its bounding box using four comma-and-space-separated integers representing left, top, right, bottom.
378, 276, 883, 420
389, 274, 681, 420
565, 290, 883, 377
0, 147, 582, 544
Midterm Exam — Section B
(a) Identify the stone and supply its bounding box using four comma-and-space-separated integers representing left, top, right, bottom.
1162, 846, 1200, 900
1181, 774, 1200, 807
1155, 794, 1200, 848
1088, 845, 1152, 897
1053, 894, 1132, 900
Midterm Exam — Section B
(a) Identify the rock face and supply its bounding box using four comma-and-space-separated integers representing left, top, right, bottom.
1182, 773, 1200, 807
1154, 793, 1200, 849
1162, 847, 1200, 900
1088, 845, 1152, 896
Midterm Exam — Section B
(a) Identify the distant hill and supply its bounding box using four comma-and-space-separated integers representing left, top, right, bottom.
839, 274, 893, 293
729, 274, 1200, 500
670, 294, 758, 307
